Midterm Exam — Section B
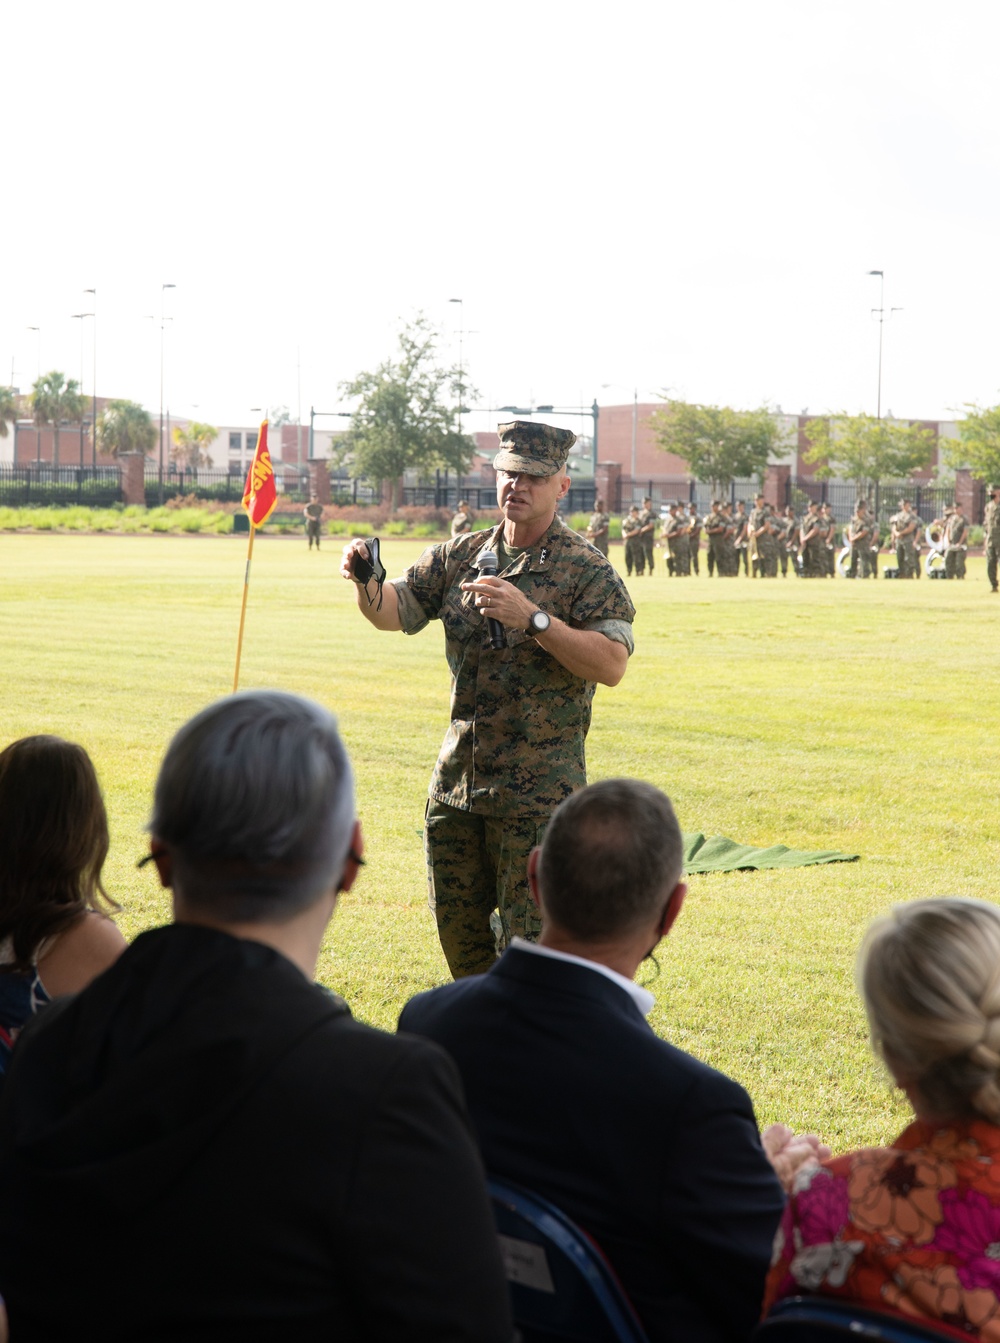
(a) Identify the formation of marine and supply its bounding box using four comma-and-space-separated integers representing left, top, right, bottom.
595, 495, 978, 580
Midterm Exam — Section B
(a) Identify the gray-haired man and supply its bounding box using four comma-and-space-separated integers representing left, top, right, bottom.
0, 691, 511, 1343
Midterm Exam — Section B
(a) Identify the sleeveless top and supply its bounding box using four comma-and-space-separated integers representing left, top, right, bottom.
0, 937, 51, 1080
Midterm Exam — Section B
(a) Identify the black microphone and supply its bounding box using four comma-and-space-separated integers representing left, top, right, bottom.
476, 549, 506, 650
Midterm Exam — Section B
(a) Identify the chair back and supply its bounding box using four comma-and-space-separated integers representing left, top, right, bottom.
756, 1295, 966, 1343
488, 1176, 649, 1343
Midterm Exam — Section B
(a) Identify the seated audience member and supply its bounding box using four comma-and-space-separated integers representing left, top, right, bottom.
0, 735, 125, 1081
399, 778, 786, 1343
0, 692, 512, 1343
765, 898, 1000, 1338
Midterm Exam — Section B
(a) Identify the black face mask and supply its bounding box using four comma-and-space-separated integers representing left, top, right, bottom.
353, 536, 387, 612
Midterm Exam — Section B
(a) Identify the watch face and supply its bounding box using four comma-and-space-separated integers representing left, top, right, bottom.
530, 610, 550, 634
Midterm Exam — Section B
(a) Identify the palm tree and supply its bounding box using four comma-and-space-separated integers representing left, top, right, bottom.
95, 400, 157, 459
31, 371, 85, 467
171, 421, 218, 469
0, 386, 18, 440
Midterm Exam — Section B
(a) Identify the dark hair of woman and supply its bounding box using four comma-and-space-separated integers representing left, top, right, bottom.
0, 736, 119, 975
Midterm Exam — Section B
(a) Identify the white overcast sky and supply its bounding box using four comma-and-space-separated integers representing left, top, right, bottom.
4, 0, 1000, 439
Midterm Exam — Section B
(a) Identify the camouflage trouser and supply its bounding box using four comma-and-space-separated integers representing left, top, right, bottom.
306, 520, 321, 548
756, 539, 778, 577
718, 538, 738, 576
896, 540, 917, 578
946, 548, 966, 579
624, 539, 645, 576
642, 541, 655, 573
988, 542, 999, 590
671, 537, 690, 575
424, 800, 548, 979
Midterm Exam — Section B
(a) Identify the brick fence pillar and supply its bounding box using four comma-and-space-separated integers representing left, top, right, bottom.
308, 460, 331, 504
763, 463, 790, 511
954, 468, 977, 521
595, 461, 622, 513
120, 453, 146, 506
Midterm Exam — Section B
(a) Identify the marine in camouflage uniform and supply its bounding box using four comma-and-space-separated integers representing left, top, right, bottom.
890, 500, 919, 578
638, 498, 657, 574
622, 506, 645, 577
585, 497, 610, 556
776, 507, 796, 576
704, 502, 725, 577
687, 503, 702, 575
819, 504, 837, 577
945, 503, 968, 580
985, 485, 1000, 592
717, 503, 739, 577
342, 421, 635, 979
303, 494, 323, 550
847, 502, 874, 579
733, 501, 750, 575
450, 501, 474, 537
799, 503, 825, 577
669, 504, 691, 576
748, 494, 778, 577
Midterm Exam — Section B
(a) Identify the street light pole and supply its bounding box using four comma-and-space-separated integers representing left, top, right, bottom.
84, 288, 97, 467
866, 270, 902, 422
159, 284, 176, 504
449, 298, 464, 440
71, 312, 93, 469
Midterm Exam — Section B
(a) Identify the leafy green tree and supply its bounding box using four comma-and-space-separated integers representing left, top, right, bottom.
96, 400, 157, 459
0, 386, 18, 439
337, 315, 476, 509
171, 421, 218, 468
803, 413, 935, 491
941, 404, 1000, 483
31, 371, 85, 467
649, 399, 780, 494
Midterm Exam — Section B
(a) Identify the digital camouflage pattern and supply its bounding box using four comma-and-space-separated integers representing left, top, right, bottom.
621, 510, 644, 576
450, 507, 474, 537
393, 516, 635, 815
946, 509, 968, 579
891, 508, 919, 578
424, 802, 546, 977
393, 514, 634, 974
493, 420, 576, 476
985, 496, 1000, 590
637, 506, 657, 572
847, 510, 874, 579
585, 509, 610, 556
749, 504, 777, 577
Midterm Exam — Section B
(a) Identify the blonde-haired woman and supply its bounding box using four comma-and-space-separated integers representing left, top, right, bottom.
765, 898, 1000, 1338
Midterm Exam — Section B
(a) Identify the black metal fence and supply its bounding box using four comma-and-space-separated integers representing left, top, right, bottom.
143, 468, 246, 506
0, 464, 122, 507
786, 478, 987, 526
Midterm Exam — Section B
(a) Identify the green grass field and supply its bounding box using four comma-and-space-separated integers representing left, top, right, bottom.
2, 531, 998, 1150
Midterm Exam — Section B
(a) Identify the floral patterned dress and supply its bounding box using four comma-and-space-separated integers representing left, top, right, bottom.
765, 1120, 1000, 1340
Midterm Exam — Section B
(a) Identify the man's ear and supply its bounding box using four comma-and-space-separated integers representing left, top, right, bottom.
339, 820, 364, 894
526, 846, 542, 909
658, 881, 687, 939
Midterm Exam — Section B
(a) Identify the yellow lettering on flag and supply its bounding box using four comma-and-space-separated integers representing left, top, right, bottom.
242, 419, 278, 528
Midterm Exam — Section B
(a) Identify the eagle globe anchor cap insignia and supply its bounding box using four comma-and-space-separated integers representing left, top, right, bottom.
493, 420, 577, 477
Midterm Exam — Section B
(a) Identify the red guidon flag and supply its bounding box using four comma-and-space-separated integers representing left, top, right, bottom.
242, 419, 278, 527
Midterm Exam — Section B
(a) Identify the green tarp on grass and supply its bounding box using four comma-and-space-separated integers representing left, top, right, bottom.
682, 833, 859, 874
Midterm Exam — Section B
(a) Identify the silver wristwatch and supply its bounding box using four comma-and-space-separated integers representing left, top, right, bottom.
528, 609, 551, 635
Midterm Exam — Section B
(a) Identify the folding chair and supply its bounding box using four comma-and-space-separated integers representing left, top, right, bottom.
488, 1176, 649, 1343
755, 1295, 965, 1343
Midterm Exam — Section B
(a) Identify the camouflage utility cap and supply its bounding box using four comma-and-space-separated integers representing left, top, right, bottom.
494, 420, 577, 477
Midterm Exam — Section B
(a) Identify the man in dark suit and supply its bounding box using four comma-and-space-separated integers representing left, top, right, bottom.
399, 778, 785, 1343
0, 691, 512, 1343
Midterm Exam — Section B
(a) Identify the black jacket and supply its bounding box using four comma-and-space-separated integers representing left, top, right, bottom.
399, 945, 784, 1343
0, 924, 512, 1342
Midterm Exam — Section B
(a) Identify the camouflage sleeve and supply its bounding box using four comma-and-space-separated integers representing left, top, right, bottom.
392, 542, 454, 634
567, 557, 636, 629
389, 578, 433, 635
583, 617, 635, 655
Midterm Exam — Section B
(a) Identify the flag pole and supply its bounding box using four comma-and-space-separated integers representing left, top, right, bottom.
233, 522, 256, 692
233, 417, 276, 693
